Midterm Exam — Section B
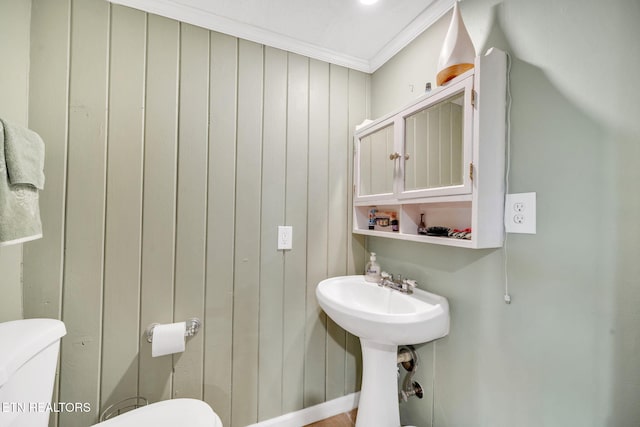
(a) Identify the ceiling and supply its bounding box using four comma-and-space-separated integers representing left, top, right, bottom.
107, 0, 455, 73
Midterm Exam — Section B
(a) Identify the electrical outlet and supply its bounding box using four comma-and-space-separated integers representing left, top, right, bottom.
505, 192, 536, 234
278, 226, 293, 250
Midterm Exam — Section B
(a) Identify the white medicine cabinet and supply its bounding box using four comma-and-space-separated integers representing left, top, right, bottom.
353, 48, 507, 249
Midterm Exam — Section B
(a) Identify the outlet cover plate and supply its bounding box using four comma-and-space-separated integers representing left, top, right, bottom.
278, 226, 293, 250
505, 192, 536, 234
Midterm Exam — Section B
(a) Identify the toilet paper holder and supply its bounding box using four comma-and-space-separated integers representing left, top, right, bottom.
145, 318, 201, 343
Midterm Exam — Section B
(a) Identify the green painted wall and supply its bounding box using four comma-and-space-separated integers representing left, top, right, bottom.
0, 0, 31, 322
370, 0, 640, 426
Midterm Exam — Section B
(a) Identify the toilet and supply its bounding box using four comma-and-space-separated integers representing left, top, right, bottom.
91, 398, 222, 427
0, 319, 222, 427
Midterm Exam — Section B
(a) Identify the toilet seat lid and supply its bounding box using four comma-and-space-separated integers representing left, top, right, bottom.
92, 399, 222, 427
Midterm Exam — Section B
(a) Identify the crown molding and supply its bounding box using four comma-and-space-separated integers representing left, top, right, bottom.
107, 0, 453, 74
368, 0, 454, 72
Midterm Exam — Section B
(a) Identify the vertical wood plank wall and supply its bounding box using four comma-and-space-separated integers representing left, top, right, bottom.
24, 1, 369, 426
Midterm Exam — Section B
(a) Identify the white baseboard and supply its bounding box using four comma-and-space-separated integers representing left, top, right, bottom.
245, 392, 360, 427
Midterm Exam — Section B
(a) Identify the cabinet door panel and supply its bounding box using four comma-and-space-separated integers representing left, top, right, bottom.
358, 122, 394, 197
400, 75, 472, 199
405, 92, 464, 192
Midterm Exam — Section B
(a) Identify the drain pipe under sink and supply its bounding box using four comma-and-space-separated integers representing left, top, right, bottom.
397, 345, 423, 402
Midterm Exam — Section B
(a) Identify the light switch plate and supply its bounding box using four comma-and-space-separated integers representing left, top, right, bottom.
505, 192, 536, 234
278, 226, 293, 250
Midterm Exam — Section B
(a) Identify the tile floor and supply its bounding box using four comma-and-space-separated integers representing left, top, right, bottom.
304, 409, 357, 427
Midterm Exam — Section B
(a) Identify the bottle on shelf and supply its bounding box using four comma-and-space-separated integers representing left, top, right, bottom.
368, 208, 378, 230
391, 212, 399, 232
418, 213, 427, 235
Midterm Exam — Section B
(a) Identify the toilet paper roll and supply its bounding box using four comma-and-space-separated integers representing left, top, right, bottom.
151, 322, 186, 357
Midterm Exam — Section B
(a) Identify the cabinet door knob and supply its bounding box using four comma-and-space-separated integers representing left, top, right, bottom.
389, 152, 401, 160
404, 153, 410, 160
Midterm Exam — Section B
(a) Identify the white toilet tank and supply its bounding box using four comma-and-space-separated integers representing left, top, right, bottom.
0, 318, 66, 427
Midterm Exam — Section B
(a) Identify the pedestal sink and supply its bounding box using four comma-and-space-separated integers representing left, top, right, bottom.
316, 275, 449, 427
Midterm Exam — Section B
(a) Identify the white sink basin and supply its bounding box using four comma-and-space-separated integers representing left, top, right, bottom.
316, 275, 450, 427
316, 275, 449, 345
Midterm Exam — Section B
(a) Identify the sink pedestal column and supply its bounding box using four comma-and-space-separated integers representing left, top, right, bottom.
356, 339, 400, 427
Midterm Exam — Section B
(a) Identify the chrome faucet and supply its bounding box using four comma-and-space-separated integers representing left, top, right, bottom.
379, 272, 417, 294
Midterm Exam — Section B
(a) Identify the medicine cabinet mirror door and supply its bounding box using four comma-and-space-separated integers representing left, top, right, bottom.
356, 120, 396, 201
400, 76, 474, 199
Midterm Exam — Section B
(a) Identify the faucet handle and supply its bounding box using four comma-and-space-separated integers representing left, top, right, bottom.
403, 279, 417, 293
381, 271, 392, 280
